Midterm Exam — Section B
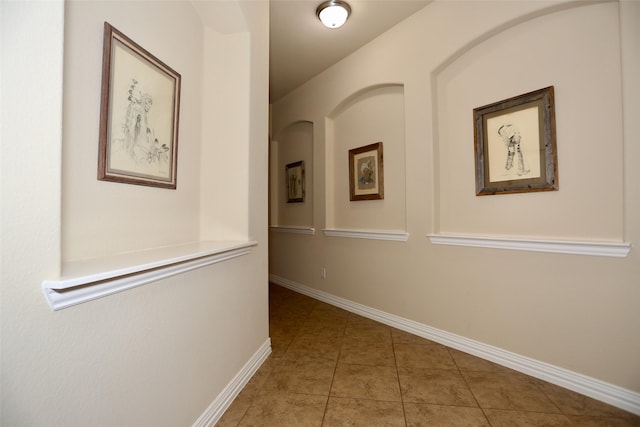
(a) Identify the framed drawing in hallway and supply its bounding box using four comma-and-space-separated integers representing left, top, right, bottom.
98, 22, 181, 189
349, 142, 384, 201
286, 161, 305, 203
473, 86, 558, 196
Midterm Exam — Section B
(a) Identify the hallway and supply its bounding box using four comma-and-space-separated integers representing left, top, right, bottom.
217, 284, 640, 426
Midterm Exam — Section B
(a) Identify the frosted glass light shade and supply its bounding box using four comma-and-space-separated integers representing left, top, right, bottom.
316, 1, 351, 29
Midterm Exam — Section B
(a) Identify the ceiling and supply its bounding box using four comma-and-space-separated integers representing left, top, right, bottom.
269, 0, 431, 102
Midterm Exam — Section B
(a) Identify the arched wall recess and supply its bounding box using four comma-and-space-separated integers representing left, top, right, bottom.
324, 84, 409, 241
47, 0, 262, 309
270, 120, 314, 233
428, 1, 630, 257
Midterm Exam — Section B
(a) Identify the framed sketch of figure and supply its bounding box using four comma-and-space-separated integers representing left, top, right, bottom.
98, 22, 181, 189
285, 161, 305, 203
474, 87, 557, 196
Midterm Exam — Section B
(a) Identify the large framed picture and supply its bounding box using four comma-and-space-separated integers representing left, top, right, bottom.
473, 86, 558, 196
349, 142, 384, 201
98, 22, 181, 189
285, 161, 305, 203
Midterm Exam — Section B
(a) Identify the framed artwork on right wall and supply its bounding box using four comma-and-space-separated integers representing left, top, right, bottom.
473, 86, 558, 196
349, 142, 384, 201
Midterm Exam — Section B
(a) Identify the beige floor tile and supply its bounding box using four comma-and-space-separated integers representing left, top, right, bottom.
463, 370, 561, 413
270, 291, 314, 308
539, 382, 640, 421
322, 397, 405, 427
270, 342, 290, 359
484, 408, 573, 426
237, 391, 327, 427
347, 313, 383, 326
262, 357, 336, 395
215, 389, 254, 427
297, 321, 346, 340
398, 367, 477, 406
330, 362, 401, 401
270, 303, 315, 319
394, 343, 457, 370
344, 322, 392, 343
449, 348, 512, 373
216, 356, 278, 425
249, 285, 640, 427
269, 320, 300, 339
241, 357, 276, 395
306, 311, 349, 323
307, 305, 350, 324
283, 336, 343, 362
339, 339, 396, 367
567, 415, 640, 426
403, 403, 490, 427
391, 328, 439, 346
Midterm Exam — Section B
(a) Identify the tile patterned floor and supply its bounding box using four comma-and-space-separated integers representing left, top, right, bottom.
216, 284, 640, 426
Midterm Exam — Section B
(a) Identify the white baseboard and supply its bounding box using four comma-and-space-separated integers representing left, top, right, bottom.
192, 338, 272, 427
269, 274, 640, 416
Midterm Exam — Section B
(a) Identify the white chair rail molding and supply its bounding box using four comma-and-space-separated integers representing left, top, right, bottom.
427, 233, 631, 258
323, 228, 409, 241
42, 240, 257, 311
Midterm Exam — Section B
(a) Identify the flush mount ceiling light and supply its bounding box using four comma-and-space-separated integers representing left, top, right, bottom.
316, 0, 351, 29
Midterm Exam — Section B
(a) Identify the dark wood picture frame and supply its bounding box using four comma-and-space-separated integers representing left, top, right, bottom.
473, 86, 557, 196
285, 161, 305, 203
98, 22, 181, 189
349, 142, 384, 201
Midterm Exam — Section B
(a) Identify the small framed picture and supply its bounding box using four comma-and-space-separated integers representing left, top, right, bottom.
285, 161, 305, 203
349, 142, 384, 201
98, 22, 181, 189
473, 86, 558, 196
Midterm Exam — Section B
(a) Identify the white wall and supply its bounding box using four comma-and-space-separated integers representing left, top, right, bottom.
1, 0, 269, 425
270, 0, 640, 398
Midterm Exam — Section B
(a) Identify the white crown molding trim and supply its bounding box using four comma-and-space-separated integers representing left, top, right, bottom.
323, 228, 409, 241
269, 274, 640, 416
428, 233, 631, 258
42, 241, 257, 310
269, 226, 316, 235
192, 338, 271, 427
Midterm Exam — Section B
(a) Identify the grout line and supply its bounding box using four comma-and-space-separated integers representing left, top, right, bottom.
447, 346, 494, 426
390, 329, 409, 426
532, 379, 568, 417
319, 309, 349, 426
